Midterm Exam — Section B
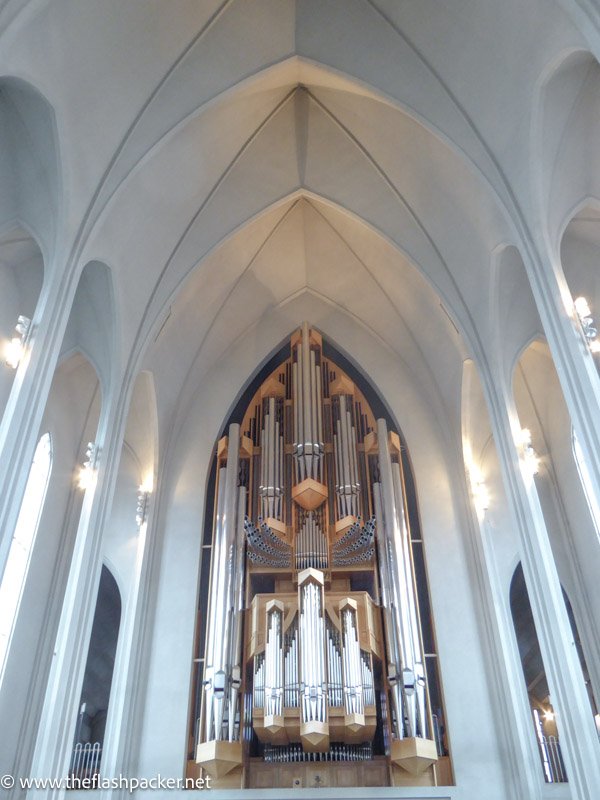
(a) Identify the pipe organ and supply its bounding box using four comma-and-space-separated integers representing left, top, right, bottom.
194, 324, 446, 788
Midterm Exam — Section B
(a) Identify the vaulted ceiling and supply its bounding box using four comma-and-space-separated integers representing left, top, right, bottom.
0, 0, 598, 439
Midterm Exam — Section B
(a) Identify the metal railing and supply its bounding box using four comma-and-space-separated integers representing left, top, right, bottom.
69, 742, 101, 785
538, 734, 567, 783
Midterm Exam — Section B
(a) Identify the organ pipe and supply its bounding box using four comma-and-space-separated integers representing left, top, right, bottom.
260, 397, 284, 520
264, 606, 284, 718
299, 576, 327, 727
375, 417, 428, 741
341, 606, 364, 717
334, 395, 360, 518
197, 325, 441, 785
203, 423, 246, 743
293, 322, 324, 483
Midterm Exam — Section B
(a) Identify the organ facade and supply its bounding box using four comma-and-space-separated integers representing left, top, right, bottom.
191, 324, 450, 788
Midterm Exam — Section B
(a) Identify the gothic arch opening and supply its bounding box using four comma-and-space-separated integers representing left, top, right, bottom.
187, 324, 451, 789
509, 562, 567, 784
71, 565, 122, 781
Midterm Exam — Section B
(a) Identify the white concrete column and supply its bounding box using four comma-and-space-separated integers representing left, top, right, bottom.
99, 479, 156, 790
523, 251, 600, 535
0, 268, 79, 585
485, 374, 600, 799
26, 377, 130, 797
469, 511, 542, 799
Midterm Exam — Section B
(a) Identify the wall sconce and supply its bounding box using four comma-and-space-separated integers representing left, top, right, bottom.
3, 315, 31, 368
574, 296, 600, 353
468, 464, 490, 519
77, 441, 100, 490
517, 428, 540, 479
136, 475, 153, 528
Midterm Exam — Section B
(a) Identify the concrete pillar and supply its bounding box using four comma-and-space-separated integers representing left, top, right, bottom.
485, 374, 600, 800
26, 379, 129, 796
0, 270, 78, 585
523, 251, 600, 540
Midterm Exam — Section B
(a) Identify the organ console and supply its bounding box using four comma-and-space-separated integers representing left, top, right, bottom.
193, 324, 448, 788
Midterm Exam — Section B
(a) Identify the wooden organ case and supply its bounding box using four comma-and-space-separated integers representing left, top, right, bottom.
192, 324, 450, 789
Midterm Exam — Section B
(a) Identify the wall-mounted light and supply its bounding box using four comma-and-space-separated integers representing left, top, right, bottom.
3, 315, 31, 369
468, 463, 490, 519
136, 474, 153, 528
77, 441, 100, 490
543, 707, 555, 723
517, 428, 540, 479
574, 296, 600, 353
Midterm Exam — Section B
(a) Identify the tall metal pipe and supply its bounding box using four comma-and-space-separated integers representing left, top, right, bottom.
301, 323, 312, 479
299, 579, 326, 724
310, 348, 318, 480
292, 361, 302, 483
228, 485, 248, 740
373, 480, 403, 738
376, 417, 428, 739
203, 466, 227, 741
265, 608, 283, 717
202, 424, 243, 742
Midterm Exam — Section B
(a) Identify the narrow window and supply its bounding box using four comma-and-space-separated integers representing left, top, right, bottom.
572, 428, 600, 541
0, 432, 52, 678
510, 564, 567, 783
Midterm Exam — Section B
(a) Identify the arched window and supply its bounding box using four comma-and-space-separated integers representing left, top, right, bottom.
0, 432, 52, 678
70, 565, 121, 781
572, 428, 600, 542
510, 564, 567, 783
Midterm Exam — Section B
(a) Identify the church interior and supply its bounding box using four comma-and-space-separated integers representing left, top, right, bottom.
1, 2, 600, 798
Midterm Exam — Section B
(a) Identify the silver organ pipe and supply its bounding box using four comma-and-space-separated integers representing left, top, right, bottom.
228, 485, 248, 741
299, 578, 327, 725
373, 481, 403, 738
197, 325, 442, 784
295, 511, 328, 570
260, 397, 284, 519
284, 621, 299, 708
203, 423, 245, 743
203, 466, 226, 743
375, 417, 427, 740
326, 621, 343, 707
361, 651, 375, 707
253, 653, 265, 708
334, 395, 360, 518
391, 460, 427, 737
264, 607, 284, 718
293, 322, 324, 483
341, 607, 364, 717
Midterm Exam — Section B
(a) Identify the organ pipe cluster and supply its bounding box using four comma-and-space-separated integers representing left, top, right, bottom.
373, 417, 428, 742
299, 573, 328, 736
333, 394, 361, 517
202, 424, 246, 746
196, 324, 441, 785
259, 396, 284, 519
293, 322, 324, 483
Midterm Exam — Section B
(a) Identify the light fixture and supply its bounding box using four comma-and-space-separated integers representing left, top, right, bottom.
517, 428, 540, 479
543, 707, 555, 722
468, 463, 490, 519
136, 474, 153, 527
3, 315, 31, 369
77, 441, 100, 490
574, 296, 600, 353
